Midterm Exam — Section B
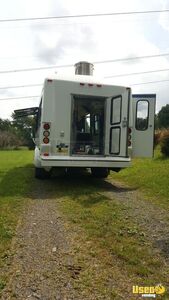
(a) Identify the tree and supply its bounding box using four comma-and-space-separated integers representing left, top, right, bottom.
0, 118, 13, 131
0, 118, 23, 149
158, 104, 169, 128
12, 113, 36, 149
0, 130, 21, 149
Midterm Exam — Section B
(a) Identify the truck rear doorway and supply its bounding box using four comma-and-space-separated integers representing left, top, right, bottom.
71, 95, 106, 156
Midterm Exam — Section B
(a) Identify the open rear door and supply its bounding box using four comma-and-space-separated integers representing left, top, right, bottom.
132, 94, 156, 157
105, 89, 130, 157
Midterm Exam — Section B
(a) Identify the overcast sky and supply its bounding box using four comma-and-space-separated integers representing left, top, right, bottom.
0, 0, 169, 119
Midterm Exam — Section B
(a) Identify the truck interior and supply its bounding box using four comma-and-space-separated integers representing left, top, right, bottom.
71, 95, 105, 156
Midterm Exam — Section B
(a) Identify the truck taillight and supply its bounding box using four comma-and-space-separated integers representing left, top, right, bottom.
44, 152, 49, 156
43, 137, 49, 144
128, 128, 132, 146
128, 127, 132, 134
43, 130, 50, 137
43, 123, 50, 130
43, 123, 51, 144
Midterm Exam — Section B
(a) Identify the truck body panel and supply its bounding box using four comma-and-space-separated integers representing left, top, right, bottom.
34, 75, 134, 172
14, 71, 156, 178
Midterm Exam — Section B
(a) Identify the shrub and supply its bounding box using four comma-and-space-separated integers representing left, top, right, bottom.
0, 130, 22, 149
154, 130, 162, 148
160, 129, 169, 157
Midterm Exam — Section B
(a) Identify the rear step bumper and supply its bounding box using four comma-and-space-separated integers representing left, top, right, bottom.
40, 155, 131, 168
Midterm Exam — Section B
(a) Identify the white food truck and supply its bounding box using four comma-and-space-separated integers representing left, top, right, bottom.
15, 62, 156, 179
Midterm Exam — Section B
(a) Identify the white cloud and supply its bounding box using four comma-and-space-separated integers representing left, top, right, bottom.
159, 0, 169, 31
0, 0, 169, 119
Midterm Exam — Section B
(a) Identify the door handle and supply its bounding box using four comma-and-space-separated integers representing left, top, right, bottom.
122, 120, 127, 127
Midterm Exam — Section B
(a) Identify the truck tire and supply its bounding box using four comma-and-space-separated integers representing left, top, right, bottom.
35, 167, 51, 179
91, 167, 109, 178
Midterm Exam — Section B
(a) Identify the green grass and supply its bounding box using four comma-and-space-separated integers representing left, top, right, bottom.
57, 184, 168, 298
112, 148, 169, 208
0, 149, 168, 298
0, 150, 33, 291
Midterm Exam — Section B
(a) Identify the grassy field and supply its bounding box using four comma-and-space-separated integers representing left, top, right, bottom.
0, 150, 34, 290
0, 149, 168, 298
112, 148, 169, 208
57, 183, 168, 298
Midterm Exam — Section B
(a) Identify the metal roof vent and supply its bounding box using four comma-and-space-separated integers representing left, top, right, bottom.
74, 61, 94, 76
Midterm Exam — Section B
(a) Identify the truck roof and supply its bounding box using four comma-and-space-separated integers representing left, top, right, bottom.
44, 74, 129, 89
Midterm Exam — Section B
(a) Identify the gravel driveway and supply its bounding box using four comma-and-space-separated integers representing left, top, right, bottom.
1, 177, 169, 300
1, 196, 82, 300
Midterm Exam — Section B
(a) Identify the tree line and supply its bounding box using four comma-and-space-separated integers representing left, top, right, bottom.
0, 113, 36, 150
155, 104, 169, 129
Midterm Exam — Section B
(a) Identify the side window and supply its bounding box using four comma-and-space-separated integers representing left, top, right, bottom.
111, 96, 122, 124
136, 100, 149, 130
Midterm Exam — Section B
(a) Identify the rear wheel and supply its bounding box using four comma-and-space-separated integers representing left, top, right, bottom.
35, 167, 51, 179
91, 167, 109, 178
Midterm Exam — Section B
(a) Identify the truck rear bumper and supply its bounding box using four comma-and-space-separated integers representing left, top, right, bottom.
40, 155, 131, 168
